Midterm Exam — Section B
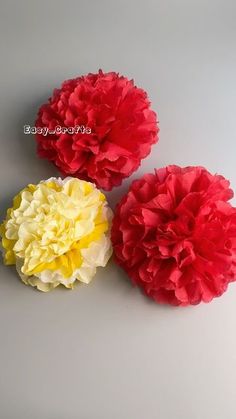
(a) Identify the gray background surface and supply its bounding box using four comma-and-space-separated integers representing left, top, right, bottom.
0, 1, 236, 418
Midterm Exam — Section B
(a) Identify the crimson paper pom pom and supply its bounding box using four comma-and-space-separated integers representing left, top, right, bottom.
35, 70, 159, 190
111, 166, 236, 306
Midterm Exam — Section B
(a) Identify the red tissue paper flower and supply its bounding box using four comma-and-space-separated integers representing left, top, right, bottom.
111, 166, 236, 306
35, 70, 159, 190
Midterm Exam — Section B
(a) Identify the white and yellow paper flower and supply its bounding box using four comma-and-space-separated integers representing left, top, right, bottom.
0, 177, 113, 291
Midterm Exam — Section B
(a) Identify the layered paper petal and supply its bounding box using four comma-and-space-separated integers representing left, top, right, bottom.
111, 166, 236, 306
35, 70, 159, 190
0, 177, 113, 291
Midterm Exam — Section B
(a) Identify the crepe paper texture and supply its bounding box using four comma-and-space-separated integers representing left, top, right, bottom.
0, 177, 113, 291
35, 69, 159, 191
111, 165, 236, 306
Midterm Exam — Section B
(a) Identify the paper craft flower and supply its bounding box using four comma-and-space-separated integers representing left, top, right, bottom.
35, 70, 159, 190
0, 177, 113, 291
111, 166, 236, 306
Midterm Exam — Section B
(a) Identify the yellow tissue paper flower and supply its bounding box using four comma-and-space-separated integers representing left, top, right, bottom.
0, 177, 113, 291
